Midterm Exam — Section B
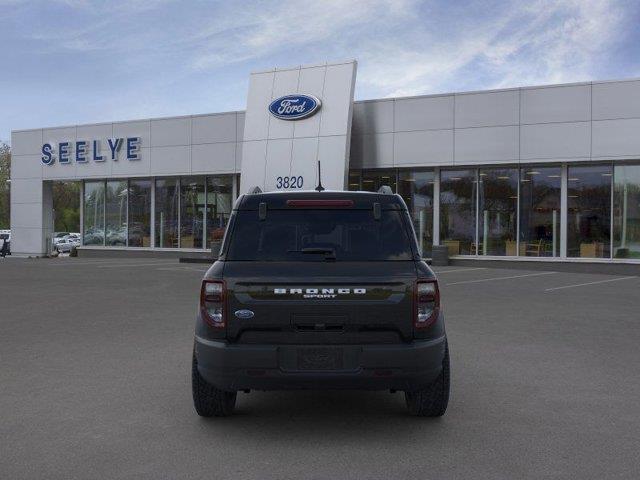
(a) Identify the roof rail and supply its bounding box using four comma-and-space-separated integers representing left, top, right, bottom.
377, 185, 393, 194
248, 186, 262, 194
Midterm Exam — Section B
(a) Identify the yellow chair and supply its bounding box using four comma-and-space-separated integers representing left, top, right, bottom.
442, 240, 460, 256
580, 242, 604, 258
525, 239, 543, 257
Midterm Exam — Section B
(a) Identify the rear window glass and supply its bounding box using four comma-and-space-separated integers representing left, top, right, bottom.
226, 210, 415, 261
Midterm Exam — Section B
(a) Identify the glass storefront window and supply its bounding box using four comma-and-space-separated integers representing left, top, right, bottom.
105, 180, 128, 246
348, 171, 361, 191
128, 179, 152, 247
519, 167, 561, 257
180, 177, 205, 248
360, 170, 396, 192
83, 181, 105, 246
440, 169, 477, 255
206, 176, 233, 250
567, 165, 612, 258
478, 168, 518, 256
74, 166, 640, 260
155, 178, 179, 248
613, 164, 640, 259
398, 170, 434, 257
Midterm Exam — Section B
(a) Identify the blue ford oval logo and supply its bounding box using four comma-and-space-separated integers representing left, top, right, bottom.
268, 94, 321, 120
234, 309, 255, 319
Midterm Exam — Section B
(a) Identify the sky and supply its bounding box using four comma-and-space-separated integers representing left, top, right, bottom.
1, 0, 639, 144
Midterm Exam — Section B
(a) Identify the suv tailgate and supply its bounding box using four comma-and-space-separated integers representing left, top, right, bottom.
223, 261, 417, 344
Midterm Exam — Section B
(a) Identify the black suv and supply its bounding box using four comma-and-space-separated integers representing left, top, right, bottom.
192, 190, 449, 416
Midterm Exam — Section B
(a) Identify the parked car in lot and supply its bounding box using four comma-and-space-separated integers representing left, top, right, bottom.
106, 227, 127, 246
192, 189, 450, 417
83, 228, 104, 245
54, 236, 81, 253
0, 229, 10, 256
52, 232, 70, 247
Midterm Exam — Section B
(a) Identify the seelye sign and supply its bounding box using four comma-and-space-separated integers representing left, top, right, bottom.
41, 137, 141, 165
268, 94, 321, 120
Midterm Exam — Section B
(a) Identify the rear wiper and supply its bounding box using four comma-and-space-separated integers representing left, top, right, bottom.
287, 248, 336, 261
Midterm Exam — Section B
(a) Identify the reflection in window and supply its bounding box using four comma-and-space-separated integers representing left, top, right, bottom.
440, 169, 476, 255
105, 180, 128, 246
360, 170, 396, 192
226, 211, 414, 261
613, 164, 640, 259
398, 170, 434, 257
180, 177, 205, 248
83, 181, 105, 246
155, 178, 179, 248
128, 179, 151, 247
348, 171, 361, 191
206, 176, 233, 250
567, 165, 612, 258
478, 168, 518, 256
519, 167, 561, 257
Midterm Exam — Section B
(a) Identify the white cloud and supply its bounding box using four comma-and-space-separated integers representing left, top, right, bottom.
184, 0, 630, 97
486, 0, 625, 88
6, 0, 635, 98
355, 0, 627, 97
189, 0, 417, 70
18, 0, 624, 96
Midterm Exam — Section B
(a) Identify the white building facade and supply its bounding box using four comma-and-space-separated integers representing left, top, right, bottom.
10, 60, 640, 263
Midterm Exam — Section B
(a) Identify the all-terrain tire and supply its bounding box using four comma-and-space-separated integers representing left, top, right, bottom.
405, 342, 450, 417
192, 355, 237, 417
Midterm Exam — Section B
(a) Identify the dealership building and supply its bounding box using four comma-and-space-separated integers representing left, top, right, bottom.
10, 60, 640, 263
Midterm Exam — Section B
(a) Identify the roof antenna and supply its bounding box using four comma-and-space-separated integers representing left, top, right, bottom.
315, 160, 325, 192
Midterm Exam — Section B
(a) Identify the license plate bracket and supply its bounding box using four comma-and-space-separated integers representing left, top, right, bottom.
296, 347, 344, 370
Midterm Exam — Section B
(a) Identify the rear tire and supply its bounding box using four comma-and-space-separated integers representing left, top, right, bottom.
192, 355, 237, 417
405, 341, 450, 417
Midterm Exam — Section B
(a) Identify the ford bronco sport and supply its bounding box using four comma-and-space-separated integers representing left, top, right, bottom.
192, 189, 450, 417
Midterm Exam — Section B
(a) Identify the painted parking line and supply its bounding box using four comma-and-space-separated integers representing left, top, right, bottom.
97, 261, 180, 269
433, 267, 488, 274
156, 266, 209, 272
445, 271, 557, 286
43, 259, 175, 266
544, 276, 637, 292
42, 260, 137, 266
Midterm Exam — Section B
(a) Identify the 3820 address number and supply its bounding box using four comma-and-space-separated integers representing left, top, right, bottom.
276, 175, 304, 189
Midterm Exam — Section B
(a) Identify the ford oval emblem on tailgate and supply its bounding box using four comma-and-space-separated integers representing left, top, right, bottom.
235, 309, 255, 319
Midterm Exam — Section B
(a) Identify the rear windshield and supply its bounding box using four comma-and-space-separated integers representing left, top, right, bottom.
226, 210, 415, 261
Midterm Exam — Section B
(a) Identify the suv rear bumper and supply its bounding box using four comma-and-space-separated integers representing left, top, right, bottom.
194, 334, 447, 392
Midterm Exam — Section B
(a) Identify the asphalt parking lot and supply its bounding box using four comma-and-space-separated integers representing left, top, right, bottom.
1, 258, 639, 479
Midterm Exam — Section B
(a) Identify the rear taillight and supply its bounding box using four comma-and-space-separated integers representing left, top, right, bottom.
414, 280, 440, 328
200, 280, 226, 328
